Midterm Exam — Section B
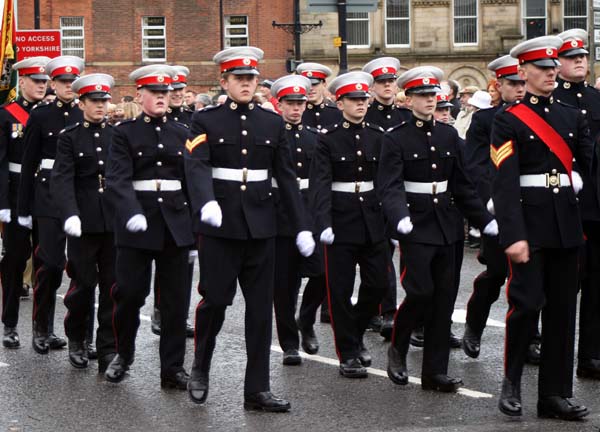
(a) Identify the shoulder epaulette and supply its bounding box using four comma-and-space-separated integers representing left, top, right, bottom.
386, 121, 408, 133
60, 123, 80, 134
173, 121, 190, 129
365, 122, 385, 133
115, 118, 137, 127
197, 104, 221, 113
320, 123, 339, 134
304, 125, 318, 134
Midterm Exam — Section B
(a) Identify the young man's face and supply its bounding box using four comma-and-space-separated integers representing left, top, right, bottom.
372, 78, 397, 103
408, 92, 437, 118
558, 54, 588, 83
278, 99, 306, 124
307, 81, 325, 104
184, 91, 195, 106
336, 96, 368, 122
518, 63, 558, 96
496, 79, 526, 103
52, 78, 76, 102
78, 97, 108, 123
220, 74, 258, 104
169, 88, 184, 107
19, 76, 47, 102
434, 107, 451, 123
138, 88, 169, 116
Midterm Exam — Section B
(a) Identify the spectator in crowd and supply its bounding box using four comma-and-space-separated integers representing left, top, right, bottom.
441, 79, 460, 118
395, 90, 408, 108
184, 89, 197, 109
194, 93, 212, 110
487, 79, 501, 106
454, 86, 479, 139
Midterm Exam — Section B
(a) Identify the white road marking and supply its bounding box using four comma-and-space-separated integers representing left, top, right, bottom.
0, 362, 9, 367
452, 309, 505, 328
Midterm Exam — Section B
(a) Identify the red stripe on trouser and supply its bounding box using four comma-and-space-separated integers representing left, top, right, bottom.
62, 279, 78, 326
31, 246, 42, 323
323, 245, 342, 361
109, 283, 119, 353
503, 256, 514, 374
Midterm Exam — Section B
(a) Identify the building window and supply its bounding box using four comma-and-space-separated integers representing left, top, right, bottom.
523, 0, 546, 40
224, 15, 249, 48
453, 0, 477, 44
385, 0, 410, 47
142, 16, 166, 62
347, 12, 370, 48
60, 17, 84, 58
563, 0, 587, 30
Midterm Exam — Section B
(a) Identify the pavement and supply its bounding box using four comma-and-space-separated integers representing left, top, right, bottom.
1, 247, 600, 432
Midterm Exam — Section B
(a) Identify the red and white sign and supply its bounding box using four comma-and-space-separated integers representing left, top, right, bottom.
15, 30, 61, 61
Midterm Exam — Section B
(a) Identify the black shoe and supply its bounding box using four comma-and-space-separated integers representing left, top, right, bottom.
46, 333, 67, 350
86, 341, 97, 360
20, 284, 30, 298
32, 326, 49, 355
498, 377, 522, 417
151, 308, 161, 336
188, 372, 209, 404
68, 340, 89, 369
339, 358, 368, 378
410, 327, 424, 348
380, 312, 395, 341
449, 330, 461, 349
2, 326, 20, 348
366, 315, 382, 332
244, 391, 291, 412
358, 342, 372, 367
462, 324, 481, 359
98, 353, 116, 374
185, 322, 194, 338
525, 341, 540, 365
421, 374, 463, 392
537, 396, 589, 421
298, 321, 319, 355
161, 370, 190, 390
387, 345, 408, 385
282, 348, 302, 366
576, 358, 600, 380
105, 354, 131, 383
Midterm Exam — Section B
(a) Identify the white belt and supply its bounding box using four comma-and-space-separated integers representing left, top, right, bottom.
132, 179, 182, 191
8, 162, 21, 173
212, 167, 268, 182
404, 180, 448, 194
272, 178, 309, 190
331, 180, 374, 193
519, 173, 571, 188
40, 159, 54, 170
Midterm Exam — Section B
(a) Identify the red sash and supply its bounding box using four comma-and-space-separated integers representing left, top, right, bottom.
5, 102, 29, 125
506, 103, 573, 177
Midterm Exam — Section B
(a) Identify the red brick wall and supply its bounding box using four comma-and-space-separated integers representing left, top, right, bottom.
17, 0, 294, 100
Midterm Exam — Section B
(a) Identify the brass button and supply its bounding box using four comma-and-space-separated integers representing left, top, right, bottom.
430, 146, 436, 151
155, 126, 161, 132
94, 132, 100, 138
240, 184, 247, 191
297, 148, 302, 153
98, 188, 104, 193
96, 147, 102, 152
553, 187, 559, 194
158, 197, 163, 202
297, 162, 302, 167
433, 198, 438, 204
98, 160, 104, 165
358, 166, 363, 172
582, 109, 587, 115
156, 161, 162, 166
64, 112, 69, 116
241, 115, 247, 120
355, 135, 360, 139
158, 144, 164, 149
241, 148, 247, 155
426, 132, 431, 136
357, 150, 362, 156
431, 163, 437, 170
242, 130, 248, 136
359, 196, 364, 202
551, 169, 557, 174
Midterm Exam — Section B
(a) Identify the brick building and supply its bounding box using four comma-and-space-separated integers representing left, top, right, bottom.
16, 1, 295, 99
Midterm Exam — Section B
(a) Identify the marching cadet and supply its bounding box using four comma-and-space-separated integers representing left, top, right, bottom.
310, 71, 388, 378
297, 62, 342, 131
270, 75, 324, 365
151, 64, 195, 338
0, 56, 50, 348
378, 66, 496, 393
493, 36, 591, 420
50, 73, 116, 371
433, 93, 454, 124
17, 55, 84, 354
184, 47, 314, 412
462, 55, 528, 359
554, 29, 600, 381
362, 56, 410, 339
104, 65, 194, 389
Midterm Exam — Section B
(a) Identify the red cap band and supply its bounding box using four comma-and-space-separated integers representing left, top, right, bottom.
403, 77, 440, 90
518, 48, 558, 64
220, 58, 258, 72
371, 66, 397, 78
78, 84, 111, 96
335, 82, 369, 99
18, 66, 47, 76
51, 66, 80, 78
300, 70, 327, 80
436, 94, 449, 102
277, 85, 307, 99
135, 75, 173, 88
495, 65, 519, 78
559, 39, 584, 54
173, 74, 187, 83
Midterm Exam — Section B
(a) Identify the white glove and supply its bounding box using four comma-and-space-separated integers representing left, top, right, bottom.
572, 171, 583, 195
200, 200, 222, 228
483, 219, 499, 236
126, 214, 148, 232
486, 199, 495, 215
0, 209, 11, 223
296, 231, 315, 257
188, 249, 198, 264
390, 238, 399, 247
18, 215, 32, 229
320, 227, 335, 245
397, 217, 413, 234
64, 215, 82, 237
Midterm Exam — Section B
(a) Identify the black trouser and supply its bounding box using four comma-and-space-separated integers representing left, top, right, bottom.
1, 219, 32, 328
392, 242, 456, 377
324, 240, 387, 362
579, 222, 600, 362
112, 232, 190, 376
297, 276, 326, 328
153, 257, 194, 320
504, 247, 578, 398
32, 217, 65, 331
193, 236, 275, 394
63, 233, 116, 357
465, 234, 508, 335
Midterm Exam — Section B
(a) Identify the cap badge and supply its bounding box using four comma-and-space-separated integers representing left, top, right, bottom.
546, 48, 553, 56
307, 71, 313, 77
355, 83, 363, 90
242, 58, 251, 65
293, 86, 300, 92
157, 75, 165, 82
571, 40, 578, 47
381, 67, 388, 73
39, 67, 45, 73
95, 84, 103, 90
65, 66, 72, 73
422, 78, 430, 85
173, 75, 179, 81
